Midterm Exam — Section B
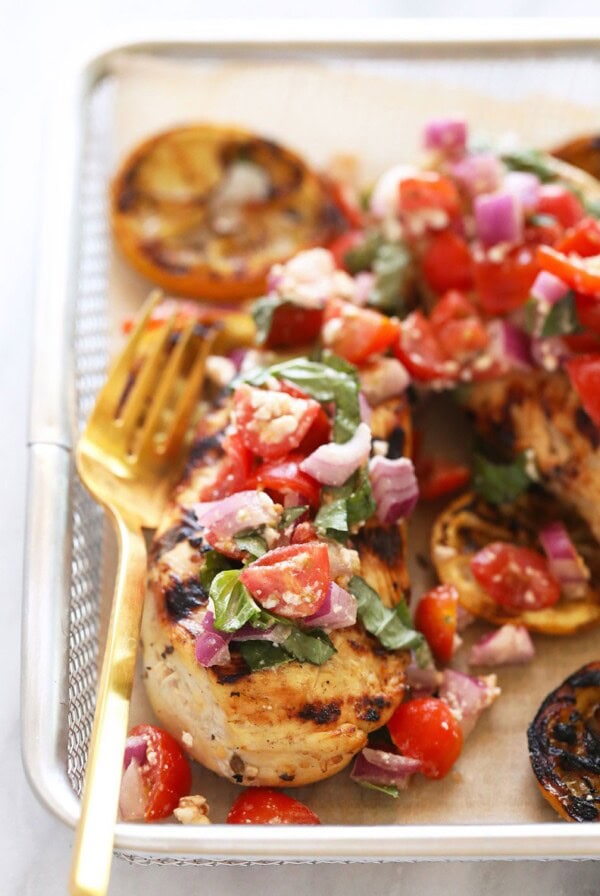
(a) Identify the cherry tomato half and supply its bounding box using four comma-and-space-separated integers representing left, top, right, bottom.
556, 217, 600, 258
227, 788, 321, 824
126, 724, 192, 821
417, 459, 471, 502
415, 584, 460, 664
472, 243, 539, 315
394, 311, 455, 383
565, 354, 600, 427
239, 541, 330, 619
470, 541, 561, 612
197, 430, 254, 502
387, 697, 463, 779
323, 297, 399, 364
421, 230, 474, 293
233, 384, 321, 460
264, 304, 324, 349
398, 173, 461, 219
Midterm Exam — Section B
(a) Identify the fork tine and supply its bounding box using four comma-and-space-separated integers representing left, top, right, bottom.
159, 324, 216, 459
115, 315, 178, 443
133, 316, 201, 461
92, 290, 162, 421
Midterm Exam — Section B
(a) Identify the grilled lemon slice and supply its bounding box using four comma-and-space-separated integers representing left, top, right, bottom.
111, 124, 348, 302
528, 662, 600, 821
431, 490, 600, 635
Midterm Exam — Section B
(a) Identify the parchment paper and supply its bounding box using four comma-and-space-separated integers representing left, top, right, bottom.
103, 49, 599, 826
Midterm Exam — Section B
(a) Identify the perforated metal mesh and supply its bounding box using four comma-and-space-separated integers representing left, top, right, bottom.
67, 78, 111, 798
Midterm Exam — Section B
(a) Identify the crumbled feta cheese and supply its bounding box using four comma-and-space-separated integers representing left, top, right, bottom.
174, 795, 211, 825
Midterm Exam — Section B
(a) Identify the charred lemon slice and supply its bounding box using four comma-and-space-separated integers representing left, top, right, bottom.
431, 490, 600, 635
111, 124, 348, 302
551, 134, 600, 181
528, 662, 600, 821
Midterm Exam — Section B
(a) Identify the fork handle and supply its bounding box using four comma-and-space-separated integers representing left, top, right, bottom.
69, 510, 147, 896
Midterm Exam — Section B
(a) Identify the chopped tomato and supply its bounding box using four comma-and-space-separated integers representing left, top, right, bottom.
430, 290, 489, 361
556, 217, 600, 257
470, 542, 561, 612
328, 229, 367, 271
248, 455, 321, 508
264, 305, 324, 349
421, 230, 474, 293
538, 244, 600, 299
387, 697, 463, 779
565, 355, 600, 427
233, 384, 321, 460
240, 542, 330, 619
323, 297, 399, 364
125, 725, 192, 821
535, 184, 585, 230
291, 521, 318, 543
524, 215, 563, 248
417, 459, 471, 501
197, 431, 254, 501
398, 173, 461, 219
472, 243, 539, 315
297, 405, 332, 455
227, 789, 320, 825
394, 311, 455, 383
574, 293, 600, 339
414, 584, 460, 664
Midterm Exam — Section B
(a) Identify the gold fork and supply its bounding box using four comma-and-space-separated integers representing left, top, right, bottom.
69, 291, 216, 896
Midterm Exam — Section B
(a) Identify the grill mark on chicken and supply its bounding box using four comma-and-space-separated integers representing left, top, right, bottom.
298, 701, 342, 725
185, 432, 225, 474
152, 507, 206, 559
164, 575, 208, 620
574, 407, 600, 449
353, 526, 403, 566
354, 694, 389, 723
213, 653, 252, 685
386, 426, 406, 459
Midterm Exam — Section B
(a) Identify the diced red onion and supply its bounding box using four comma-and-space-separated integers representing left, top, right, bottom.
503, 171, 540, 212
487, 319, 532, 372
405, 663, 441, 698
469, 624, 535, 667
423, 118, 467, 156
358, 392, 373, 426
194, 491, 279, 540
539, 521, 590, 598
123, 735, 147, 770
530, 335, 570, 372
450, 153, 503, 197
304, 581, 357, 629
351, 748, 421, 789
369, 455, 419, 525
530, 270, 570, 305
300, 422, 371, 487
353, 271, 376, 306
456, 605, 476, 632
439, 669, 501, 737
474, 191, 523, 247
119, 759, 147, 821
194, 610, 232, 667
359, 357, 411, 406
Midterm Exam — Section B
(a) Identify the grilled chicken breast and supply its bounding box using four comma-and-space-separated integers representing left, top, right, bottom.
141, 393, 412, 787
463, 368, 600, 544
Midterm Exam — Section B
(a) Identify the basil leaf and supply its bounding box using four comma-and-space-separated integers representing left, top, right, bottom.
540, 291, 582, 338
282, 628, 335, 665
344, 231, 384, 274
412, 638, 435, 670
210, 570, 260, 633
279, 505, 309, 528
244, 356, 360, 443
315, 468, 375, 540
501, 149, 558, 183
251, 295, 283, 345
354, 780, 400, 798
199, 551, 240, 591
473, 451, 535, 505
238, 640, 293, 671
369, 242, 411, 314
234, 532, 268, 559
349, 576, 424, 652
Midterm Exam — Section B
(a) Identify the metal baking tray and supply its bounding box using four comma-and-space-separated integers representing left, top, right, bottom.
21, 19, 600, 864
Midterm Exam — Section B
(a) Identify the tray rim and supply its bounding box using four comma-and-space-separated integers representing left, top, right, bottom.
21, 20, 600, 862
